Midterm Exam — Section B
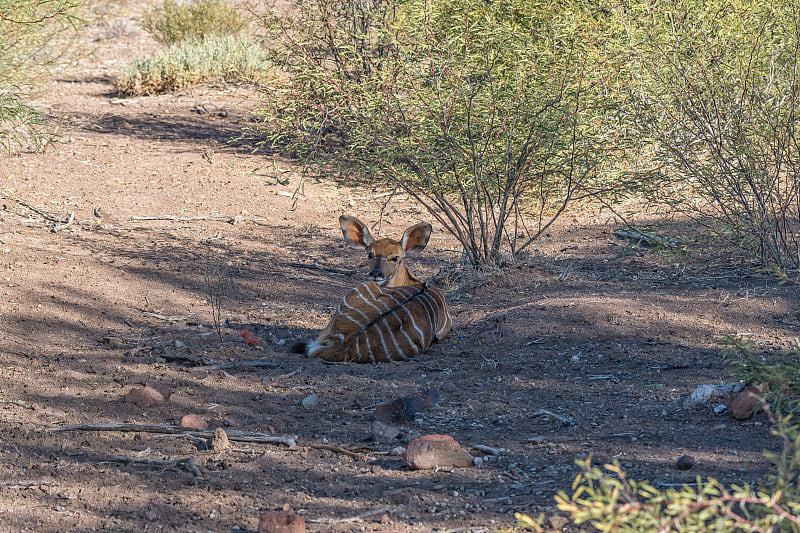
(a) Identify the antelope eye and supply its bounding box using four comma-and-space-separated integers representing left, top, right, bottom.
388, 256, 399, 262
367, 252, 374, 259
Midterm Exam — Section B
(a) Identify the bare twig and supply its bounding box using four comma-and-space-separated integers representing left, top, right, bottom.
46, 423, 297, 447
193, 360, 280, 371
308, 506, 391, 524
129, 214, 289, 229
307, 443, 364, 459
107, 455, 203, 477
530, 409, 574, 426
51, 211, 75, 232
281, 262, 357, 277
141, 311, 195, 322
614, 228, 679, 248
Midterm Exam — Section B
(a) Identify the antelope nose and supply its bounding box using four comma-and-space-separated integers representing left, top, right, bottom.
369, 269, 384, 280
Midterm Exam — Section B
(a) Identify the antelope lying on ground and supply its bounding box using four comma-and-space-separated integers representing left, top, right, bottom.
295, 215, 452, 363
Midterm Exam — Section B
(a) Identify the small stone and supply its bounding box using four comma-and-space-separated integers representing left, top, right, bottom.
173, 340, 187, 349
211, 428, 231, 450
728, 386, 763, 420
676, 455, 695, 470
125, 385, 167, 406
404, 434, 474, 470
258, 511, 305, 533
300, 394, 319, 409
713, 404, 727, 415
371, 420, 401, 443
102, 336, 123, 346
180, 414, 208, 429
390, 446, 406, 456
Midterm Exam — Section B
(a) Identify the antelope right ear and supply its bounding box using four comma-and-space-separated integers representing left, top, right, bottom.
340, 215, 372, 249
401, 222, 432, 253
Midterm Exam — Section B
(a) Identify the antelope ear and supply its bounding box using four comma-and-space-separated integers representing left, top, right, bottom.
340, 215, 372, 248
401, 222, 432, 254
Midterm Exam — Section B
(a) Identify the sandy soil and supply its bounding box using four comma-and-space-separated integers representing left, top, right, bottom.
1, 7, 798, 533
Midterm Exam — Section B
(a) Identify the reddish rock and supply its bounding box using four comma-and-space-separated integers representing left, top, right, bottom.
125, 385, 167, 406
180, 414, 208, 429
728, 386, 763, 420
258, 511, 305, 533
404, 434, 474, 470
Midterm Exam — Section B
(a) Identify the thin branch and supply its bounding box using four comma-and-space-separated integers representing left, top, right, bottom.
46, 423, 296, 447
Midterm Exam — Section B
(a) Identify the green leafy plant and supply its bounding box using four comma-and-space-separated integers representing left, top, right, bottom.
721, 336, 800, 417
618, 0, 800, 271
260, 0, 628, 266
0, 0, 83, 150
141, 0, 245, 45
115, 34, 272, 96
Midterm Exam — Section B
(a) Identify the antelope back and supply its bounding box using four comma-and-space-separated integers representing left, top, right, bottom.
307, 281, 452, 363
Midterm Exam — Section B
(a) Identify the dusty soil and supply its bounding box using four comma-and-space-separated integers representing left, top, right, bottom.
1, 8, 799, 533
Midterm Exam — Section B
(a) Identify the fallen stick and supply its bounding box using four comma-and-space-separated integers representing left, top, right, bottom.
130, 214, 288, 229
46, 423, 296, 447
108, 455, 203, 477
282, 262, 357, 277
307, 505, 390, 524
530, 409, 574, 426
141, 311, 196, 322
307, 443, 364, 459
51, 211, 75, 232
614, 228, 679, 248
193, 360, 280, 371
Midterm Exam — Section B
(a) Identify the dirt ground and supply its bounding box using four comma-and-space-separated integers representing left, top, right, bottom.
1, 7, 799, 533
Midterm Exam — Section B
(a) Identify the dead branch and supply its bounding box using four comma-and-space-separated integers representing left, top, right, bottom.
51, 211, 75, 232
141, 311, 196, 322
108, 455, 203, 477
614, 228, 679, 248
307, 443, 364, 459
530, 409, 574, 426
281, 262, 357, 277
130, 214, 288, 229
308, 505, 391, 524
193, 360, 281, 371
1, 194, 72, 228
46, 423, 296, 447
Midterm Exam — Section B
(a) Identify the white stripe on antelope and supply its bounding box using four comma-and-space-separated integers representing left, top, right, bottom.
299, 216, 453, 363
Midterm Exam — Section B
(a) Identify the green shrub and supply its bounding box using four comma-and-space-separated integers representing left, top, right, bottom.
618, 0, 800, 271
260, 0, 627, 265
141, 0, 245, 45
115, 34, 271, 96
0, 0, 83, 150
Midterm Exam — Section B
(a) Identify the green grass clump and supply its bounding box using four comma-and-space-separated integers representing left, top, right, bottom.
141, 0, 245, 45
115, 34, 270, 96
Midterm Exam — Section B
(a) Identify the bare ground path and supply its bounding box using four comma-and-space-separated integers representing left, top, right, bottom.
1, 13, 799, 533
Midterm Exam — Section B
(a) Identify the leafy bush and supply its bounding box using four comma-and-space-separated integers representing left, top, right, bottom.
141, 0, 245, 45
619, 0, 800, 271
260, 0, 627, 265
0, 0, 82, 150
721, 336, 800, 417
115, 34, 271, 96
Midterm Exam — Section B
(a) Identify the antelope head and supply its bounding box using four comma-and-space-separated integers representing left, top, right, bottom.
339, 215, 432, 288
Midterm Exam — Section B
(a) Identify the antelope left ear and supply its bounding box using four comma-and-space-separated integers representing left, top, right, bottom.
340, 215, 372, 249
401, 222, 432, 254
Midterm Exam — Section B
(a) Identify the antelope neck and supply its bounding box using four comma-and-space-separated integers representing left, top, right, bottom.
382, 263, 422, 288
